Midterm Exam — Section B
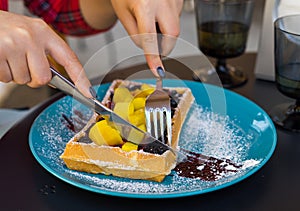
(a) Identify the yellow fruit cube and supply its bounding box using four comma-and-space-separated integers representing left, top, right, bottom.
113, 87, 133, 103
89, 120, 123, 146
113, 102, 134, 120
129, 109, 145, 126
132, 97, 146, 110
127, 124, 147, 144
138, 124, 147, 132
134, 89, 155, 98
121, 142, 138, 152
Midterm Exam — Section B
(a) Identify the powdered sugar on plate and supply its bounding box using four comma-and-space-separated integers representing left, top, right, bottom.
180, 104, 253, 163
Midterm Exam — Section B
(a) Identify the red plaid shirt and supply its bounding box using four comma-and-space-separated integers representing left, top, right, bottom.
0, 0, 108, 36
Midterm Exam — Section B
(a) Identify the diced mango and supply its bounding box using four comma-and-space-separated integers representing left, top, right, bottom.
127, 124, 147, 144
129, 109, 145, 126
113, 87, 133, 103
89, 120, 123, 146
121, 142, 138, 152
132, 97, 146, 110
138, 124, 147, 132
134, 88, 155, 98
113, 102, 134, 120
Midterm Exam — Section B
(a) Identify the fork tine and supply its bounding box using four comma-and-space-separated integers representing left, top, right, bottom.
166, 108, 172, 144
145, 106, 171, 144
159, 110, 165, 143
145, 90, 172, 145
153, 110, 159, 139
145, 109, 152, 135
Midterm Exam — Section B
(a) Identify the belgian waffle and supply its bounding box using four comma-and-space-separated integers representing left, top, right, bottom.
60, 80, 194, 182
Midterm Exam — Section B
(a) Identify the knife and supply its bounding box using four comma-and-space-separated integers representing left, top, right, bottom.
49, 67, 186, 161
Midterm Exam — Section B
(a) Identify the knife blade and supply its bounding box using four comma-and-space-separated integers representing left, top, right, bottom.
49, 67, 185, 161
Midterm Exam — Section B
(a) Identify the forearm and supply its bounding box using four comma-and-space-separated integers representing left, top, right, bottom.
79, 0, 118, 30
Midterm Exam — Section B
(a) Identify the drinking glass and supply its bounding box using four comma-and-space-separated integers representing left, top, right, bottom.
194, 0, 254, 88
270, 15, 300, 132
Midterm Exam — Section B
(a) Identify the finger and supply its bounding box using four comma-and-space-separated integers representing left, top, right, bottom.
136, 18, 164, 77
110, 0, 141, 47
26, 48, 51, 88
0, 60, 13, 83
160, 33, 178, 56
156, 12, 180, 56
6, 52, 31, 84
117, 12, 142, 47
142, 33, 164, 77
45, 32, 92, 98
157, 3, 181, 35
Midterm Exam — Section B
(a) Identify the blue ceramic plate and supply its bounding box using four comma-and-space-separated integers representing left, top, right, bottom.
29, 79, 277, 198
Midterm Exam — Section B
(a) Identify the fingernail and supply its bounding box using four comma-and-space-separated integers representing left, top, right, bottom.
156, 66, 165, 78
89, 87, 97, 98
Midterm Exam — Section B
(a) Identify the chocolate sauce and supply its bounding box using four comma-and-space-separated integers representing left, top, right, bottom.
61, 114, 75, 132
175, 150, 241, 181
61, 110, 88, 133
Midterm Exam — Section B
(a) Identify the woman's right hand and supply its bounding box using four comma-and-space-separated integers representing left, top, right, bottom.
0, 11, 92, 97
110, 0, 184, 77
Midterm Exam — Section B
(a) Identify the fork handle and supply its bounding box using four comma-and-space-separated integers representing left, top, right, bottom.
156, 77, 163, 90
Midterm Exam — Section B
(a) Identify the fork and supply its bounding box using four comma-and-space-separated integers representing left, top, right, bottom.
145, 24, 172, 146
145, 69, 172, 145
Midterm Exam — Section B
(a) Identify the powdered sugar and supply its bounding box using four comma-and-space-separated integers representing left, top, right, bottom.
242, 159, 261, 169
180, 104, 252, 163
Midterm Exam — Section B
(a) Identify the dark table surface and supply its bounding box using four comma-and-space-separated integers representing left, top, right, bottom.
1, 53, 300, 210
